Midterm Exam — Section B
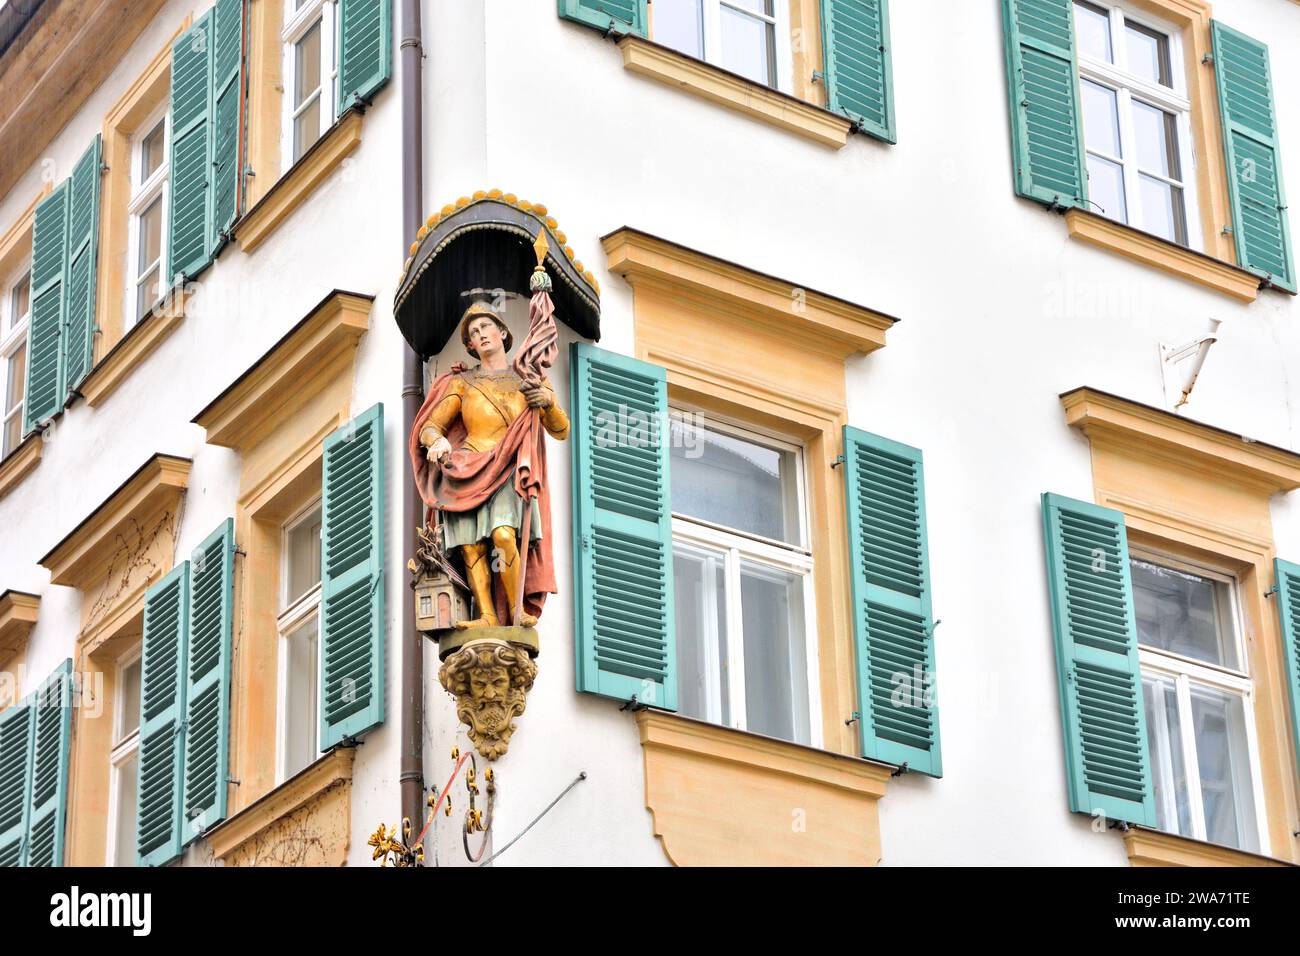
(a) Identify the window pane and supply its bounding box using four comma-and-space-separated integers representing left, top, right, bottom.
673, 545, 730, 725
1131, 559, 1237, 669
670, 420, 801, 544
1190, 685, 1258, 851
1086, 153, 1127, 221
6, 344, 25, 414
119, 656, 142, 741
740, 561, 809, 745
136, 265, 160, 321
1131, 100, 1179, 179
284, 614, 320, 779
113, 752, 139, 866
1126, 21, 1171, 87
1080, 80, 1122, 156
2, 412, 19, 458
286, 506, 323, 605
1074, 2, 1113, 62
1143, 673, 1192, 838
10, 272, 29, 325
726, 0, 772, 13
654, 0, 703, 59
140, 119, 166, 182
295, 21, 322, 108
294, 96, 322, 161
718, 5, 774, 87
1138, 174, 1186, 245
138, 198, 162, 272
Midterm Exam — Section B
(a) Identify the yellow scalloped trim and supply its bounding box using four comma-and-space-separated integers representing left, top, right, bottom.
488, 188, 503, 199
417, 226, 428, 241
472, 189, 487, 200
555, 230, 567, 245
408, 242, 419, 255
564, 246, 575, 261
426, 213, 438, 228
534, 204, 548, 216
504, 193, 518, 205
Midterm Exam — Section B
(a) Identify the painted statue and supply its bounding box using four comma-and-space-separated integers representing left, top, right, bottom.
409, 296, 567, 629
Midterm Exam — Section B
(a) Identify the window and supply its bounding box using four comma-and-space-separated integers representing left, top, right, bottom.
1, 266, 29, 457
669, 413, 819, 747
126, 112, 168, 327
653, 0, 792, 93
1132, 553, 1266, 852
282, 0, 339, 167
277, 500, 322, 781
106, 651, 142, 867
1073, 1, 1199, 247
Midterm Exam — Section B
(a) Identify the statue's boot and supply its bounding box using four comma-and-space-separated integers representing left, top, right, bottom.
456, 542, 500, 629
492, 526, 538, 628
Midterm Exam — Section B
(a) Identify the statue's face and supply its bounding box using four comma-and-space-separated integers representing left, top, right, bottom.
467, 315, 505, 360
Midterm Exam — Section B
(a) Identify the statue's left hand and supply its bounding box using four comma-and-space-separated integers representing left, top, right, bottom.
522, 384, 553, 409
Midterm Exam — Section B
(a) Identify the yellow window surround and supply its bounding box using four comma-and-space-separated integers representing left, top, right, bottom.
1064, 0, 1250, 298
0, 591, 39, 704
614, 0, 851, 148
193, 290, 370, 818
0, 186, 48, 501
638, 710, 893, 866
604, 226, 898, 865
1125, 827, 1292, 866
1062, 386, 1300, 865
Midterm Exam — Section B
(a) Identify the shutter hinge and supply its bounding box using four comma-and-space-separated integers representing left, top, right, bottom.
580, 534, 591, 551
1222, 225, 1234, 237
926, 618, 942, 639
830, 454, 846, 469
811, 70, 826, 85
1202, 52, 1214, 65
844, 711, 861, 727
619, 695, 647, 712
890, 762, 910, 778
1264, 584, 1279, 599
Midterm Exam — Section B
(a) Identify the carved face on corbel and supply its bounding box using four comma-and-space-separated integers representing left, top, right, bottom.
438, 640, 538, 760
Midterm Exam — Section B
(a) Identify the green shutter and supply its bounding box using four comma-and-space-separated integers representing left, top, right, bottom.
168, 12, 214, 282
1041, 493, 1155, 826
557, 0, 647, 36
319, 403, 385, 749
337, 0, 392, 114
182, 519, 235, 843
1270, 559, 1300, 789
1212, 22, 1295, 292
0, 702, 33, 867
570, 343, 676, 709
1001, 0, 1087, 209
210, 0, 245, 254
62, 135, 103, 400
821, 0, 895, 143
25, 660, 73, 867
24, 182, 68, 434
136, 562, 189, 867
843, 427, 941, 776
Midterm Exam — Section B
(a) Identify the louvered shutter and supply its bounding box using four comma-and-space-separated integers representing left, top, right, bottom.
557, 0, 647, 36
571, 344, 676, 709
1212, 22, 1294, 292
25, 660, 73, 867
62, 136, 102, 400
182, 519, 235, 843
136, 563, 189, 867
337, 0, 392, 114
1041, 493, 1155, 825
1271, 559, 1300, 789
168, 12, 214, 282
0, 702, 32, 867
1001, 0, 1087, 209
821, 0, 895, 143
23, 182, 68, 434
210, 0, 245, 254
843, 427, 941, 776
319, 403, 385, 749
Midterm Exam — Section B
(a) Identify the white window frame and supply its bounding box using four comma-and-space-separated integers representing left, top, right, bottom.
275, 498, 323, 784
281, 0, 338, 170
1132, 549, 1269, 855
1, 262, 31, 457
669, 411, 821, 749
656, 0, 794, 95
124, 108, 170, 330
1074, 0, 1202, 250
105, 647, 142, 868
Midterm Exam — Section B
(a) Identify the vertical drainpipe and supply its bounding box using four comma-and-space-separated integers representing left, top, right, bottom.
399, 0, 426, 847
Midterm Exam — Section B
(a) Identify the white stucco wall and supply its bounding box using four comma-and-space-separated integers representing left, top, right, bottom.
2, 0, 1299, 867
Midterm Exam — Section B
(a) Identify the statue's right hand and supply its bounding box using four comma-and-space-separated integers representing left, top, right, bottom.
426, 436, 452, 464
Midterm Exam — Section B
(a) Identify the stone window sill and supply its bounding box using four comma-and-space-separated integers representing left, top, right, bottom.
80, 294, 187, 408
616, 35, 853, 149
0, 435, 43, 502
1064, 209, 1264, 303
233, 108, 364, 254
1124, 827, 1293, 867
636, 709, 893, 866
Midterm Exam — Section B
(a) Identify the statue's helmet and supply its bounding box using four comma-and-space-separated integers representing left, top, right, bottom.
459, 299, 513, 358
